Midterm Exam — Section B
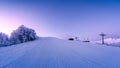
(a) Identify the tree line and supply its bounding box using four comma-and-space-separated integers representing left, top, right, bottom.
0, 25, 38, 47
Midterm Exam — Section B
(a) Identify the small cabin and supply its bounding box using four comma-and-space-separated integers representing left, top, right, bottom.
68, 38, 74, 41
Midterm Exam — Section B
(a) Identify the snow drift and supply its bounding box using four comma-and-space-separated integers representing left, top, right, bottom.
0, 37, 120, 68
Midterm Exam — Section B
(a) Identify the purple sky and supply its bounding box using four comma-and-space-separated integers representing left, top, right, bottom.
0, 0, 120, 40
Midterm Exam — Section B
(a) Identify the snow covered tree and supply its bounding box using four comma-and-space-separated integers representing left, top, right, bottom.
9, 30, 21, 44
0, 32, 10, 47
10, 25, 37, 45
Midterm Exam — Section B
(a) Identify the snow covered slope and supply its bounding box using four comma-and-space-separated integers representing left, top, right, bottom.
0, 37, 120, 68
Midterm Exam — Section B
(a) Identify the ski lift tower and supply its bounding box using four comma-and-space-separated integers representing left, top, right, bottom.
99, 32, 106, 44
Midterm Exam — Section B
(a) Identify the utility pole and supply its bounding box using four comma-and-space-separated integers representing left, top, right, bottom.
99, 32, 106, 44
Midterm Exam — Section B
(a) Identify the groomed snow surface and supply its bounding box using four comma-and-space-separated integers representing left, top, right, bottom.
0, 37, 120, 68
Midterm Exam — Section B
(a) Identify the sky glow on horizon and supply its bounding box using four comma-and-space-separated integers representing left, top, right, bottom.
1, 0, 120, 40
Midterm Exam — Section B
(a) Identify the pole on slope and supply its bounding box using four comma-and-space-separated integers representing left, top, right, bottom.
99, 32, 106, 44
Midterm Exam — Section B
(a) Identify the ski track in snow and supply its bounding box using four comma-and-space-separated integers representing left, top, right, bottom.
0, 37, 120, 68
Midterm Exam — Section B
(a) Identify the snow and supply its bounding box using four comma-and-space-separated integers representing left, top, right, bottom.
0, 37, 120, 68
104, 38, 120, 44
95, 38, 120, 44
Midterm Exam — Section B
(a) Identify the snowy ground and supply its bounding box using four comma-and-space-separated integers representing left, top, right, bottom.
0, 37, 120, 68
